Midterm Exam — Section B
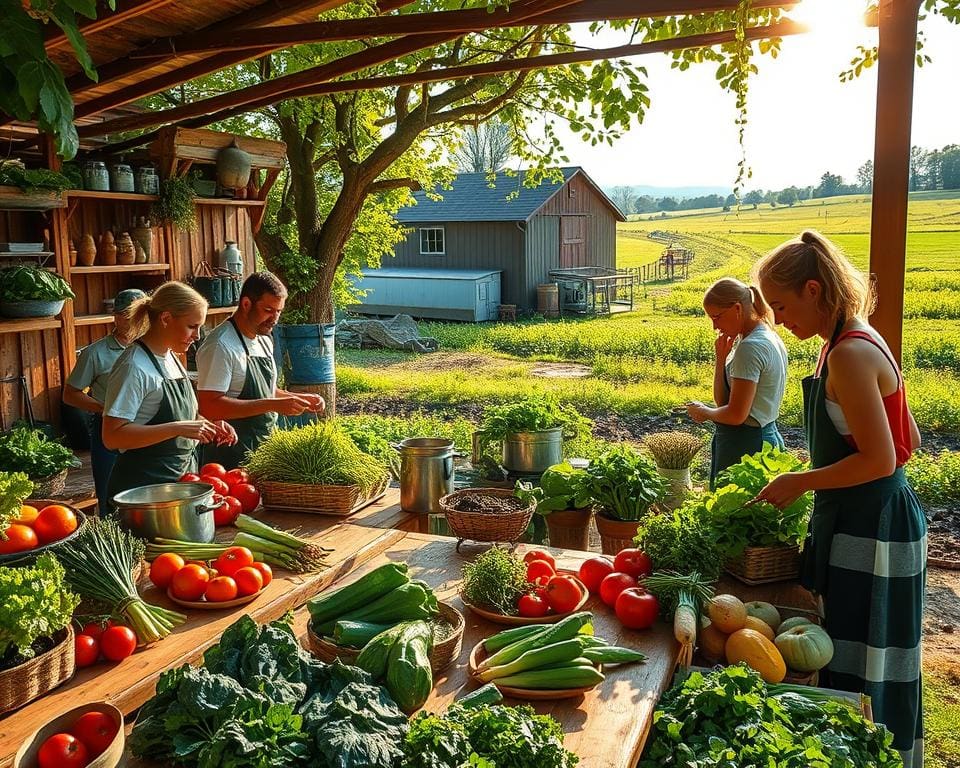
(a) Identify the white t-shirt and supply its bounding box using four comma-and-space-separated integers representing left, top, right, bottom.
196, 320, 276, 398
725, 324, 788, 427
104, 344, 187, 425
66, 333, 129, 405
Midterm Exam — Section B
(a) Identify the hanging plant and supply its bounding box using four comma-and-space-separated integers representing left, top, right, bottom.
152, 175, 197, 230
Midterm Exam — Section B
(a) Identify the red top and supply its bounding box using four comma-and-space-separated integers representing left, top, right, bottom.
818, 330, 913, 466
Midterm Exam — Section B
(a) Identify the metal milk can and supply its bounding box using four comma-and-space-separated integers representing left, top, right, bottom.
395, 437, 455, 514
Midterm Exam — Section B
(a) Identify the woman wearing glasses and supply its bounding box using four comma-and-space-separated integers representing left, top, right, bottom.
686, 277, 788, 486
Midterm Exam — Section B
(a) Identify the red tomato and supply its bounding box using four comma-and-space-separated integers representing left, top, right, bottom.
522, 549, 556, 570
578, 557, 615, 594
71, 710, 119, 758
224, 468, 251, 487
544, 574, 583, 614
214, 495, 243, 526
74, 634, 100, 668
100, 625, 137, 662
200, 463, 227, 480
0, 523, 38, 553
517, 593, 550, 618
230, 483, 260, 514
233, 566, 264, 597
614, 587, 660, 630
599, 572, 638, 607
205, 576, 239, 602
171, 564, 210, 601
203, 476, 230, 496
179, 472, 201, 483
251, 562, 272, 587
38, 733, 88, 768
33, 505, 79, 544
149, 552, 186, 589
613, 548, 654, 579
525, 559, 555, 583
214, 546, 255, 578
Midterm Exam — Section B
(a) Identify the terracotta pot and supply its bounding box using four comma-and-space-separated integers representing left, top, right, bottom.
116, 232, 135, 265
594, 513, 641, 555
78, 234, 97, 266
545, 507, 594, 551
99, 231, 117, 266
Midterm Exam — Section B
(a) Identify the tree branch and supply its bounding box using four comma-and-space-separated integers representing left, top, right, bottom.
369, 177, 422, 193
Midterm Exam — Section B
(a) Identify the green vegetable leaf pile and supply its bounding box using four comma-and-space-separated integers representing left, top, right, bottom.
0, 163, 72, 193
517, 462, 592, 514
690, 443, 813, 558
0, 553, 79, 663
633, 506, 723, 581
130, 615, 409, 768
0, 265, 75, 302
0, 426, 80, 479
461, 547, 529, 615
404, 700, 578, 768
639, 664, 902, 767
582, 445, 665, 521
479, 396, 591, 443
0, 470, 34, 535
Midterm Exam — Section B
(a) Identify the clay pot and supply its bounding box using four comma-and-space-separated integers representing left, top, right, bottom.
116, 232, 135, 265
216, 139, 252, 190
131, 224, 152, 262
78, 234, 97, 267
133, 240, 146, 264
100, 231, 117, 266
69, 241, 77, 267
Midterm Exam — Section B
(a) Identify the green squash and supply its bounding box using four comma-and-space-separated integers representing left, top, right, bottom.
774, 624, 834, 672
744, 601, 781, 632
776, 616, 816, 636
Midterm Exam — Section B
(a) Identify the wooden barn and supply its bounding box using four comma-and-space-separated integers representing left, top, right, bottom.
386, 167, 626, 311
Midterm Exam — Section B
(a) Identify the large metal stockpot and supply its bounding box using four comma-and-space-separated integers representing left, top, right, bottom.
395, 437, 456, 514
501, 428, 564, 474
111, 482, 222, 542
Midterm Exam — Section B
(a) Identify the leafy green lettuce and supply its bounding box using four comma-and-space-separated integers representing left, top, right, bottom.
0, 470, 34, 536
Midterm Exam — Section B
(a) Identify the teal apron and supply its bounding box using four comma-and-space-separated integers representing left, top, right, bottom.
201, 318, 277, 469
709, 368, 784, 488
107, 341, 199, 504
800, 323, 925, 766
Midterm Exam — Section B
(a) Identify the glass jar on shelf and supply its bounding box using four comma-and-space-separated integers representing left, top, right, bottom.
83, 160, 110, 191
135, 166, 159, 195
109, 163, 135, 193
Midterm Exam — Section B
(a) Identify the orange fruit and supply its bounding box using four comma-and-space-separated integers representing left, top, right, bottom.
14, 505, 39, 525
171, 564, 210, 602
33, 505, 78, 544
0, 524, 39, 554
205, 576, 239, 603
149, 553, 186, 590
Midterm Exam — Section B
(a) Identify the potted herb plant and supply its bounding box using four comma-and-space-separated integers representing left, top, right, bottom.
0, 427, 80, 498
473, 396, 590, 475
151, 175, 197, 230
0, 265, 74, 319
582, 445, 666, 554
518, 462, 594, 550
643, 430, 705, 509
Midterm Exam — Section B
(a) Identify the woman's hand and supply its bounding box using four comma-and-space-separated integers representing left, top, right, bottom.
715, 333, 735, 362
179, 420, 218, 443
212, 420, 238, 446
686, 401, 712, 423
754, 472, 809, 509
301, 393, 326, 413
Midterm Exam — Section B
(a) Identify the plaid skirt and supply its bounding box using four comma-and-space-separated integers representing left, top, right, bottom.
816, 469, 926, 768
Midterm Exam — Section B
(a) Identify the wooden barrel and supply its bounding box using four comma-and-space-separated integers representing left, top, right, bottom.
537, 283, 559, 318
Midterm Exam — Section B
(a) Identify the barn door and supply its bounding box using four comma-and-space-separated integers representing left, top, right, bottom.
559, 215, 585, 267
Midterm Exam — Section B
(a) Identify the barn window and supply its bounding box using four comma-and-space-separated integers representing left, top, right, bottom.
419, 227, 445, 255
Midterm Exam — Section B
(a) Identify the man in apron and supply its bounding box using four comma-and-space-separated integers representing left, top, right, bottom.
197, 271, 324, 469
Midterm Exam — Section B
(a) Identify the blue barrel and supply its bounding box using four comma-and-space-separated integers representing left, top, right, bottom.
273, 323, 336, 385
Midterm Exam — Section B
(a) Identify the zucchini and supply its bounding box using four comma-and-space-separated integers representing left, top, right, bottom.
332, 620, 393, 649
482, 625, 542, 654
535, 657, 596, 670
457, 683, 503, 708
582, 646, 647, 665
307, 563, 409, 627
356, 622, 410, 680
386, 620, 434, 714
316, 581, 437, 635
477, 638, 585, 682
478, 611, 593, 671
494, 666, 605, 689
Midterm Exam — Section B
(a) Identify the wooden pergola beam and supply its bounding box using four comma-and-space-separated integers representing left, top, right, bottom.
76, 0, 580, 138
868, 0, 923, 362
94, 19, 804, 156
148, 0, 797, 55
44, 0, 179, 52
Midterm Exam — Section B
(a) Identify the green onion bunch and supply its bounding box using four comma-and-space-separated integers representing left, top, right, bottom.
57, 518, 185, 645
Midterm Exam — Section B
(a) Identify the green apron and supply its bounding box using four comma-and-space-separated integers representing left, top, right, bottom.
201, 318, 277, 469
107, 341, 199, 504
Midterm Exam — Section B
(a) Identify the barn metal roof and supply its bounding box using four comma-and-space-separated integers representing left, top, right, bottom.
360, 267, 502, 280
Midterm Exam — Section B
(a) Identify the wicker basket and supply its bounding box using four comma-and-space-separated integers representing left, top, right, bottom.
305, 602, 465, 673
725, 544, 801, 585
259, 474, 389, 515
0, 626, 75, 715
0, 503, 86, 567
30, 469, 69, 499
440, 488, 535, 546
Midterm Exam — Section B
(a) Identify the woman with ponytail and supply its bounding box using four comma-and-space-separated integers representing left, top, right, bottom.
753, 230, 924, 767
686, 277, 788, 486
102, 281, 237, 501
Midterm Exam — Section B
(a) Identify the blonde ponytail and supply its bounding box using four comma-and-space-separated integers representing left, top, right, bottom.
123, 281, 207, 339
703, 277, 773, 325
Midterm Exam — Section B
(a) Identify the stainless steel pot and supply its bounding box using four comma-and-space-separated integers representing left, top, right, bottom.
394, 437, 455, 514
111, 482, 222, 542
502, 428, 564, 474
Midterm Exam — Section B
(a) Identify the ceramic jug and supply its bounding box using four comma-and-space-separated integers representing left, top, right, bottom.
219, 241, 243, 274
78, 234, 97, 266
131, 217, 153, 263
216, 139, 252, 190
100, 231, 117, 266
116, 232, 135, 265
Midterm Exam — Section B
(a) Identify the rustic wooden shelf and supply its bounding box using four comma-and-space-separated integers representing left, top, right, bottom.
66, 190, 158, 202
207, 305, 238, 315
0, 185, 65, 210
71, 264, 170, 275
194, 197, 266, 207
74, 314, 114, 326
0, 316, 61, 334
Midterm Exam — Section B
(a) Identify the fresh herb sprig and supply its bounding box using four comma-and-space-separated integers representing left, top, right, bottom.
633, 506, 722, 580
582, 445, 665, 521
461, 547, 529, 615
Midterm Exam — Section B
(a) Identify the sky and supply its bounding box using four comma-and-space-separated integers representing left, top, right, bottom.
553, 3, 960, 192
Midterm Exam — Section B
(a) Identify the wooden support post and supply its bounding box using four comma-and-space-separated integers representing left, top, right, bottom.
868, 0, 922, 363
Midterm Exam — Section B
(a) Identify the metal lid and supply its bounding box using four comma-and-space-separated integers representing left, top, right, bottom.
112, 481, 213, 507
